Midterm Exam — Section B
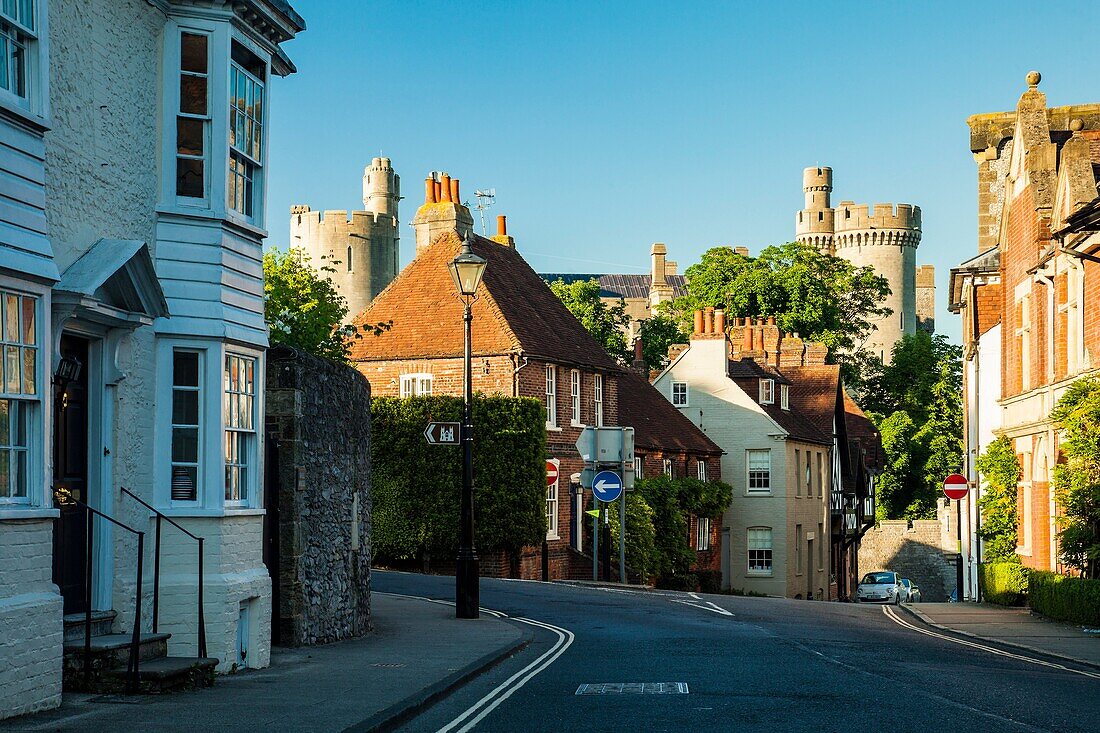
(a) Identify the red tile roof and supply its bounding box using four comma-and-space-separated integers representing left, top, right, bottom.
617, 370, 723, 456
349, 230, 621, 371
843, 391, 884, 470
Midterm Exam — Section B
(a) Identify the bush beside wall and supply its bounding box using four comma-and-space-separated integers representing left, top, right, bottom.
1028, 571, 1100, 626
979, 562, 1030, 607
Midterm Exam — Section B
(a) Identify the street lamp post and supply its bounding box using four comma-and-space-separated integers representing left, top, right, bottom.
449, 234, 487, 619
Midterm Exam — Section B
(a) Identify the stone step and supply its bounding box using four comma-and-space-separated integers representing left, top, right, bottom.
63, 610, 117, 642
62, 632, 171, 691
102, 656, 219, 694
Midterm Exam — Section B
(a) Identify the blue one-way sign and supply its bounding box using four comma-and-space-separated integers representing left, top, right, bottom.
592, 470, 623, 503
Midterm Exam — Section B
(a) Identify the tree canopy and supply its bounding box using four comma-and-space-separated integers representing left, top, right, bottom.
1051, 377, 1100, 578
548, 278, 631, 364
638, 313, 687, 372
263, 248, 388, 363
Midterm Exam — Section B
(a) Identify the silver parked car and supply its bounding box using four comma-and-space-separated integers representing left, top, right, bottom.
900, 578, 921, 603
857, 571, 904, 604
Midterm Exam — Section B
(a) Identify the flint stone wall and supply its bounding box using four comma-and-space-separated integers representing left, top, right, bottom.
266, 345, 372, 646
857, 520, 955, 602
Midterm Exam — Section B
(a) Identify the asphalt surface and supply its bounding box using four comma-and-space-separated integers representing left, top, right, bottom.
375, 570, 1100, 733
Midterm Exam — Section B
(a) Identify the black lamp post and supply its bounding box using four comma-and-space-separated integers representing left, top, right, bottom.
449, 233, 487, 619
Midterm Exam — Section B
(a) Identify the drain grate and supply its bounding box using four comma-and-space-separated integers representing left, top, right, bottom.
575, 682, 689, 695
372, 663, 407, 668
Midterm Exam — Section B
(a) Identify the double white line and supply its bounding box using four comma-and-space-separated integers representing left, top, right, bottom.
882, 605, 1100, 680
437, 616, 575, 733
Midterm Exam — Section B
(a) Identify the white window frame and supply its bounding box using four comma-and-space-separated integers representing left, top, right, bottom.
747, 527, 773, 576
696, 459, 707, 481
746, 449, 771, 494
227, 40, 267, 222
1062, 263, 1082, 376
671, 381, 688, 407
169, 349, 203, 505
0, 0, 47, 119
545, 365, 557, 428
224, 352, 257, 508
780, 384, 789, 410
593, 374, 603, 427
546, 458, 559, 540
399, 373, 433, 397
663, 458, 673, 478
805, 452, 812, 497
0, 287, 42, 508
570, 369, 581, 426
696, 516, 711, 551
759, 379, 775, 404
633, 455, 643, 479
174, 28, 212, 205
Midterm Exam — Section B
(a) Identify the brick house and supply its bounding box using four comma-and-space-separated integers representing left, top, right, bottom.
653, 310, 879, 599
616, 368, 725, 573
954, 72, 1100, 584
350, 183, 626, 580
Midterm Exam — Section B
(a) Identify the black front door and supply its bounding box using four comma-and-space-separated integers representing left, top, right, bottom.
52, 335, 89, 615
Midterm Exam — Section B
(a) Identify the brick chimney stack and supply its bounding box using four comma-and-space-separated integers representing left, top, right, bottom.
729, 315, 830, 368
490, 214, 516, 249
649, 243, 675, 307
632, 337, 647, 375
412, 170, 475, 255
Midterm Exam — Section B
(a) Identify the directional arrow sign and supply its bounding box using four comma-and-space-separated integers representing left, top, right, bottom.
592, 470, 623, 503
424, 421, 460, 446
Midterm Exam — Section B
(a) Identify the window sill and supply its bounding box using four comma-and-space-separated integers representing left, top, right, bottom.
546, 425, 562, 432
570, 421, 584, 428
746, 571, 773, 578
0, 507, 60, 521
745, 491, 772, 497
546, 533, 560, 541
672, 403, 688, 409
158, 507, 266, 518
0, 95, 50, 133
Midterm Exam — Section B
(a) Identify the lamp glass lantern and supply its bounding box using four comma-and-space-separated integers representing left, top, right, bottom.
449, 236, 487, 296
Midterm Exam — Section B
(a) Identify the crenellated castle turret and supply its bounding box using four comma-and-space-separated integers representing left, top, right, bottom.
793, 167, 934, 363
290, 156, 401, 319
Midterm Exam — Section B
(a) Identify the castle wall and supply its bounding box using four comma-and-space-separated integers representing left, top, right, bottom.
916, 264, 936, 333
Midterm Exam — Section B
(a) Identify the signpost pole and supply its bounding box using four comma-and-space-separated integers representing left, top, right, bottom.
619, 491, 626, 583
956, 498, 964, 601
592, 499, 599, 581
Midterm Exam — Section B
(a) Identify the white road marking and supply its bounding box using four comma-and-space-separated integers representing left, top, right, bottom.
882, 605, 1100, 680
438, 616, 575, 733
669, 598, 734, 616
375, 592, 508, 618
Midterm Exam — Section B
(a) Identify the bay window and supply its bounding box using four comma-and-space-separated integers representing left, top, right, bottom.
228, 42, 265, 219
224, 354, 256, 506
0, 289, 36, 502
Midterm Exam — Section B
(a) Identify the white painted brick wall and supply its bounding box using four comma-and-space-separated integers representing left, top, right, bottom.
0, 520, 62, 720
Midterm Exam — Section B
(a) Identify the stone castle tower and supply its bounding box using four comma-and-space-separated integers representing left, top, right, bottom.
290, 156, 401, 319
795, 166, 935, 363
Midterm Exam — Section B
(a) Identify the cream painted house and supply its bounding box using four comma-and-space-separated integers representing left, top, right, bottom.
653, 312, 837, 598
0, 0, 303, 719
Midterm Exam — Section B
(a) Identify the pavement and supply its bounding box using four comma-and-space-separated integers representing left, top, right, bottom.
902, 601, 1100, 669
1, 593, 527, 733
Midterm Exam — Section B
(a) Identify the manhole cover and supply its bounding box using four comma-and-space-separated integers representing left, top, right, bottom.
372, 663, 407, 668
575, 683, 689, 695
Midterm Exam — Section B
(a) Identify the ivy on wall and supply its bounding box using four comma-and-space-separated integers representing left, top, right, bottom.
371, 396, 547, 563
976, 436, 1021, 563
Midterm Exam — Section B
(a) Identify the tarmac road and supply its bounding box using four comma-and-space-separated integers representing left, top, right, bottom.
374, 571, 1100, 733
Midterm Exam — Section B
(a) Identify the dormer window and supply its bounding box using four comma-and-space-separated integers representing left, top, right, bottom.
759, 378, 774, 404
780, 384, 789, 410
228, 42, 266, 220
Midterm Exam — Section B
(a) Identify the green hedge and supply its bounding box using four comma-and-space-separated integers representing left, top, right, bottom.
608, 492, 657, 581
371, 396, 546, 563
979, 562, 1030, 606
1028, 571, 1100, 626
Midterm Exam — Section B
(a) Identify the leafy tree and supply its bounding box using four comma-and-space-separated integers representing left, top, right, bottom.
976, 436, 1021, 562
608, 493, 657, 580
548, 278, 630, 363
263, 248, 389, 363
1051, 377, 1100, 578
665, 242, 891, 387
638, 313, 687, 371
873, 411, 919, 521
634, 475, 695, 581
862, 331, 962, 427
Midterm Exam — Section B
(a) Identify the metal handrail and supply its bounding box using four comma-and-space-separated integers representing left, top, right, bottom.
120, 488, 207, 658
54, 489, 144, 693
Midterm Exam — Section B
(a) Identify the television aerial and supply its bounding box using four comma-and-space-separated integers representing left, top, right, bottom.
474, 188, 496, 235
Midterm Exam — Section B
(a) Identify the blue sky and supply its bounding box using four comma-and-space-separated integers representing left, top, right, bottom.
266, 1, 1100, 343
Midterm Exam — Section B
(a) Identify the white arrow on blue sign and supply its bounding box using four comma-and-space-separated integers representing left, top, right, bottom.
591, 470, 623, 503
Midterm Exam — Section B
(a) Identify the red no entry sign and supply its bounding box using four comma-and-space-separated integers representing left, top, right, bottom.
943, 473, 969, 501
547, 460, 559, 487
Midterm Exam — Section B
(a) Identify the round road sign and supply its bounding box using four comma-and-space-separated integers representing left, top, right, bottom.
592, 470, 624, 503
943, 473, 968, 501
546, 460, 559, 487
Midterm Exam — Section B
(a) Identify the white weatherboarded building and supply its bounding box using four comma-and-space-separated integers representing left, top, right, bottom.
0, 0, 303, 719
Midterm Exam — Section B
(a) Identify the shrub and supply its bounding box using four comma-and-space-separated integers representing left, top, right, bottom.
1028, 571, 1100, 626
635, 476, 694, 580
371, 395, 546, 564
656, 573, 697, 592
979, 562, 1029, 606
976, 436, 1021, 561
696, 570, 722, 594
608, 493, 657, 581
